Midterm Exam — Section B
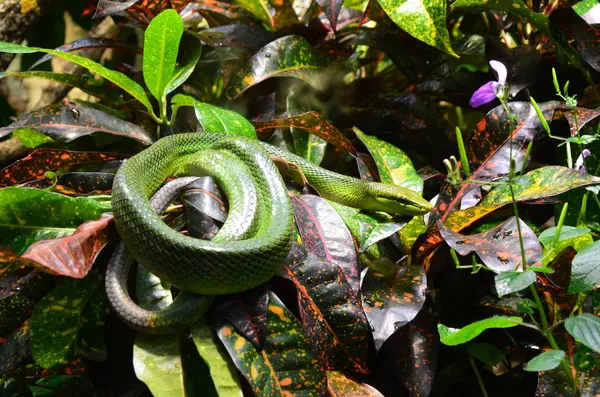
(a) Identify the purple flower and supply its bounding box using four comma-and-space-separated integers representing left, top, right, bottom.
575, 149, 591, 174
470, 60, 508, 108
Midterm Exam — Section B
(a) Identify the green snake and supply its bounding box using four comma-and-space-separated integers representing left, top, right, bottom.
106, 132, 432, 333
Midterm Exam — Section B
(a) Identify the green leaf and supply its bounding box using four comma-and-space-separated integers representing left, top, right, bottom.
143, 9, 184, 102
354, 127, 423, 194
30, 272, 101, 368
565, 314, 600, 354
191, 319, 243, 397
376, 0, 457, 57
467, 343, 505, 365
171, 94, 256, 138
225, 35, 328, 99
165, 37, 202, 95
438, 316, 522, 346
0, 40, 154, 116
235, 0, 298, 30
524, 350, 566, 372
0, 187, 111, 255
539, 225, 592, 266
539, 226, 592, 248
569, 240, 600, 293
495, 271, 536, 297
13, 128, 54, 148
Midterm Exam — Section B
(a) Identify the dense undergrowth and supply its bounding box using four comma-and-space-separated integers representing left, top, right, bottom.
2, 0, 600, 396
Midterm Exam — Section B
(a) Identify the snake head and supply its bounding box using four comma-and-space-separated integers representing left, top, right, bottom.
364, 182, 433, 215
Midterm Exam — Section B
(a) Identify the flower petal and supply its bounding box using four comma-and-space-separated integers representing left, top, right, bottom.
490, 60, 507, 85
469, 81, 499, 108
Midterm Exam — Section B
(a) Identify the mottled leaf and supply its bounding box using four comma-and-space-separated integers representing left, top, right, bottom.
225, 35, 328, 99
282, 244, 369, 375
13, 128, 54, 149
30, 272, 101, 368
376, 0, 457, 56
254, 112, 357, 155
439, 216, 542, 272
438, 316, 522, 346
327, 371, 384, 396
235, 0, 298, 30
292, 195, 360, 293
524, 350, 566, 372
171, 94, 257, 139
20, 213, 113, 278
20, 172, 115, 196
361, 258, 427, 352
536, 367, 574, 397
143, 9, 184, 101
78, 285, 109, 362
569, 240, 600, 293
354, 127, 423, 194
561, 106, 600, 136
220, 286, 269, 351
216, 291, 328, 396
0, 324, 30, 377
0, 100, 153, 145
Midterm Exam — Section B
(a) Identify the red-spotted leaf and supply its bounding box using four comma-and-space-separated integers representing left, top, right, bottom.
216, 291, 328, 396
327, 371, 384, 396
253, 112, 357, 155
561, 106, 600, 136
354, 127, 423, 194
292, 194, 360, 293
20, 172, 115, 195
536, 368, 576, 397
0, 100, 153, 145
0, 149, 123, 187
20, 213, 114, 278
361, 258, 427, 352
225, 36, 328, 99
317, 0, 343, 33
282, 244, 370, 375
439, 216, 542, 272
0, 323, 30, 376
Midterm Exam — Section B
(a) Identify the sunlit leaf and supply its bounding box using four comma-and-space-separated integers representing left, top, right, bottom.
438, 316, 522, 346
495, 270, 536, 297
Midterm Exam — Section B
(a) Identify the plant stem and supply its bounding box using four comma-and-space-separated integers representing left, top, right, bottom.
554, 203, 568, 247
509, 184, 528, 270
456, 127, 470, 177
469, 356, 489, 397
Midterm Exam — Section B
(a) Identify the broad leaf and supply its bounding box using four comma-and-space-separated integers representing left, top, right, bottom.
0, 100, 153, 145
524, 350, 566, 372
467, 343, 505, 365
317, 0, 343, 32
561, 106, 600, 137
13, 128, 54, 148
94, 0, 139, 18
235, 0, 298, 30
354, 127, 423, 194
283, 244, 370, 375
292, 195, 360, 293
376, 0, 457, 56
327, 371, 384, 396
361, 259, 427, 352
143, 9, 184, 101
219, 286, 269, 351
438, 316, 522, 346
0, 41, 154, 114
21, 172, 115, 196
495, 270, 536, 297
216, 292, 328, 396
569, 240, 600, 293
565, 314, 600, 353
171, 94, 257, 138
439, 216, 542, 272
30, 272, 101, 368
225, 35, 328, 99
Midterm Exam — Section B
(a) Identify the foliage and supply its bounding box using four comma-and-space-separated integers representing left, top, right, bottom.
1, 0, 600, 396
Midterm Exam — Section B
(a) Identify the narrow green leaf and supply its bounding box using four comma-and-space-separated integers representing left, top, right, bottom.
570, 241, 600, 293
13, 128, 54, 148
495, 271, 536, 297
467, 343, 505, 365
191, 319, 243, 397
143, 9, 184, 101
171, 94, 256, 138
0, 40, 154, 115
438, 316, 522, 346
565, 314, 600, 354
524, 350, 566, 372
165, 38, 202, 95
376, 0, 457, 57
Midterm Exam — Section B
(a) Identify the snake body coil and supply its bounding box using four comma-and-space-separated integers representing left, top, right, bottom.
107, 132, 432, 332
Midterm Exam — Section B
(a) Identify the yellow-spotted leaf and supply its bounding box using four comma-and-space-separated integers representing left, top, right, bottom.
327, 371, 384, 396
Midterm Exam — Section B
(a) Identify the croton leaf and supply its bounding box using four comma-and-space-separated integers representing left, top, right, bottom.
0, 323, 30, 376
292, 194, 360, 293
317, 0, 343, 33
21, 172, 115, 196
235, 0, 298, 30
0, 100, 154, 145
94, 0, 140, 18
282, 244, 370, 375
568, 240, 600, 293
20, 213, 114, 279
0, 187, 111, 256
253, 112, 357, 155
354, 127, 423, 194
536, 367, 576, 397
327, 371, 384, 396
225, 35, 328, 99
561, 106, 600, 136
30, 271, 101, 368
438, 316, 522, 346
216, 291, 328, 396
439, 216, 542, 272
78, 285, 109, 362
361, 258, 427, 352
376, 0, 457, 57
201, 24, 277, 53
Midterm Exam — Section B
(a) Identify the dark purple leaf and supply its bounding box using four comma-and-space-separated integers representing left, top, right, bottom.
20, 172, 115, 195
317, 0, 343, 33
93, 0, 140, 18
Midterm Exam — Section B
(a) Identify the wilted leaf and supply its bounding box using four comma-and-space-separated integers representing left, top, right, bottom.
0, 101, 153, 145
225, 36, 328, 99
438, 316, 522, 346
216, 292, 327, 396
283, 244, 370, 375
292, 195, 360, 293
524, 350, 566, 372
327, 371, 384, 396
439, 216, 542, 272
361, 259, 427, 352
569, 240, 600, 293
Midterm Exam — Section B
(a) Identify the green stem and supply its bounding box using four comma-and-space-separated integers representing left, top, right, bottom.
566, 141, 573, 169
456, 127, 470, 177
554, 203, 568, 247
469, 356, 489, 397
509, 184, 528, 270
